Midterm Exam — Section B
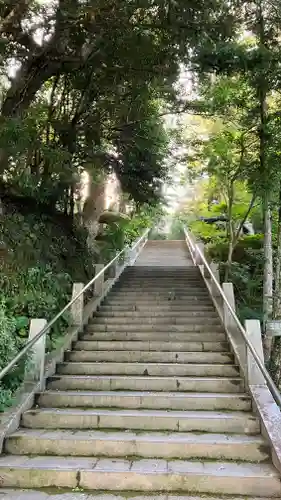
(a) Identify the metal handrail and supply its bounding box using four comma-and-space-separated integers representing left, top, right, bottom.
0, 228, 150, 382
184, 226, 281, 408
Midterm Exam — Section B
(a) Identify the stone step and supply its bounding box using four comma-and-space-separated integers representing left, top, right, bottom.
74, 340, 228, 353
90, 316, 221, 325
105, 294, 211, 301
37, 390, 251, 411
99, 305, 215, 312
119, 274, 203, 278
0, 493, 278, 500
94, 310, 218, 318
104, 300, 214, 306
120, 272, 202, 276
89, 324, 224, 332
134, 264, 194, 267
57, 362, 240, 377
134, 262, 191, 265
118, 283, 205, 288
112, 286, 206, 293
22, 407, 260, 434
123, 272, 201, 277
124, 264, 197, 268
114, 284, 207, 289
82, 332, 227, 342
66, 350, 233, 364
0, 456, 279, 496
47, 375, 244, 393
5, 429, 268, 462
108, 292, 210, 298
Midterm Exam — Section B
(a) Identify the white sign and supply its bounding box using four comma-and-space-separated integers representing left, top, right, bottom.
266, 320, 281, 337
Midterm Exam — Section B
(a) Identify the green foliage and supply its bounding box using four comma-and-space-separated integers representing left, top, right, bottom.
0, 210, 94, 282
148, 230, 168, 240
0, 205, 97, 410
0, 303, 27, 411
167, 219, 185, 240
189, 220, 226, 244
98, 204, 163, 260
206, 234, 264, 262
1, 266, 72, 350
206, 235, 264, 321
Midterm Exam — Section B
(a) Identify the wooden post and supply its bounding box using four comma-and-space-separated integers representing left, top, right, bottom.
27, 319, 47, 390
71, 282, 84, 328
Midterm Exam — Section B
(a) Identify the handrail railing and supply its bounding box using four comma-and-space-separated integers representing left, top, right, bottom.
0, 228, 150, 383
184, 226, 281, 409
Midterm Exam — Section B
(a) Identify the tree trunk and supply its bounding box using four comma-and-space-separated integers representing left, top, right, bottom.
263, 190, 273, 362
224, 182, 234, 281
273, 181, 281, 319
256, 0, 273, 362
269, 182, 281, 379
224, 240, 234, 282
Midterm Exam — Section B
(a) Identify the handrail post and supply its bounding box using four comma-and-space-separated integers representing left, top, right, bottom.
71, 282, 84, 329
222, 283, 236, 330
26, 319, 47, 390
222, 282, 247, 378
94, 264, 104, 295
195, 242, 204, 265
245, 319, 265, 385
210, 262, 220, 297
127, 244, 136, 265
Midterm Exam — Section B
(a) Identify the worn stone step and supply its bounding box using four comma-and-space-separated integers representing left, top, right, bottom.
99, 305, 215, 312
90, 316, 221, 325
82, 332, 226, 342
90, 324, 224, 333
47, 375, 244, 393
0, 456, 280, 496
136, 260, 191, 265
94, 310, 218, 318
57, 362, 240, 377
118, 285, 205, 290
74, 340, 228, 353
117, 277, 204, 281
22, 407, 260, 434
113, 285, 207, 291
125, 264, 197, 267
103, 302, 214, 308
115, 279, 203, 282
123, 275, 201, 279
134, 264, 195, 268
120, 275, 202, 278
66, 350, 233, 364
116, 283, 205, 288
104, 300, 214, 307
0, 493, 279, 500
105, 296, 212, 302
109, 292, 210, 298
5, 429, 268, 462
37, 390, 251, 411
123, 269, 198, 272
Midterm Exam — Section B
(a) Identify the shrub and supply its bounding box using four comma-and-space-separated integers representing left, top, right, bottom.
189, 220, 226, 244
0, 302, 27, 411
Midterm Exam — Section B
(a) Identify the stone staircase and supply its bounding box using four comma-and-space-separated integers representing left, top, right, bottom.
0, 240, 281, 499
